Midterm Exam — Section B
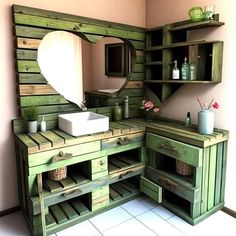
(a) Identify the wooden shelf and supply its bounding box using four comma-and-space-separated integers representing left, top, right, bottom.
145, 40, 220, 51
169, 20, 224, 32
144, 61, 163, 66
144, 80, 220, 84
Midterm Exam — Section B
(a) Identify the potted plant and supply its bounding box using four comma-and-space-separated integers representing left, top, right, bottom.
22, 106, 38, 133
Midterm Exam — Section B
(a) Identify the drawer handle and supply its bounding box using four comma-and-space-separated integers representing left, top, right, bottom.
51, 151, 73, 163
119, 171, 132, 178
63, 188, 82, 197
161, 178, 177, 188
158, 143, 176, 152
99, 160, 106, 166
117, 137, 131, 145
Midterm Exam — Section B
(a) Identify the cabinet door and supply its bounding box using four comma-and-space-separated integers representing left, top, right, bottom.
140, 176, 162, 203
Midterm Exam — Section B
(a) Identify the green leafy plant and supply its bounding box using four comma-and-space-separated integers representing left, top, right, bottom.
22, 106, 38, 121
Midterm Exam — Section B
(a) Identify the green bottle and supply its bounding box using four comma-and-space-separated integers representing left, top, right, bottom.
181, 57, 189, 80
189, 61, 196, 80
114, 103, 122, 121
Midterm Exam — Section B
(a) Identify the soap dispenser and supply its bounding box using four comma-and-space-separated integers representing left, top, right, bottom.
124, 96, 129, 118
40, 117, 47, 132
114, 103, 122, 121
185, 112, 192, 128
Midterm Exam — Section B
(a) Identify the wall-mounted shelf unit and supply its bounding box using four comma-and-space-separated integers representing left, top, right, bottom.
145, 20, 224, 102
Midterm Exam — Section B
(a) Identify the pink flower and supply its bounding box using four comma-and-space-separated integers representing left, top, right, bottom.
140, 99, 160, 113
213, 102, 219, 109
153, 108, 160, 113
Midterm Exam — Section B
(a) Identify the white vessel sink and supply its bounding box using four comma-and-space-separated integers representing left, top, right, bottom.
58, 112, 109, 136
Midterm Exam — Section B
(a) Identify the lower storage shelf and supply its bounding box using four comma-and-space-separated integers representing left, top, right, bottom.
43, 179, 140, 235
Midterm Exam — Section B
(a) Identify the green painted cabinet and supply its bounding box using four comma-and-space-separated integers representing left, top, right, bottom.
142, 120, 229, 225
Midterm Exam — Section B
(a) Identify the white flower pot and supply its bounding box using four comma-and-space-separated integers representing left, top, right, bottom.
28, 121, 37, 133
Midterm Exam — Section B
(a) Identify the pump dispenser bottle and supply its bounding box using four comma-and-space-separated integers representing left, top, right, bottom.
114, 103, 122, 121
40, 117, 47, 132
185, 112, 192, 128
124, 96, 129, 118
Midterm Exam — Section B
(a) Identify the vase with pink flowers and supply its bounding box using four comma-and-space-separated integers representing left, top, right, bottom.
140, 100, 160, 122
197, 98, 219, 134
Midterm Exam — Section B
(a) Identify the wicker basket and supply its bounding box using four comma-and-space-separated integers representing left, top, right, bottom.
176, 160, 193, 176
48, 166, 67, 181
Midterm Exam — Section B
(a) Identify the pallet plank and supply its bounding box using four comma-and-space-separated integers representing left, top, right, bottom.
50, 205, 68, 224
59, 202, 78, 220
70, 199, 89, 216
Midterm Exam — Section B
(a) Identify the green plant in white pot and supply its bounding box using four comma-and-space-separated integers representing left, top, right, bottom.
22, 106, 38, 133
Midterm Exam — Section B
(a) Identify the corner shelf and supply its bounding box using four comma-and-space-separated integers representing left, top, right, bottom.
145, 19, 224, 102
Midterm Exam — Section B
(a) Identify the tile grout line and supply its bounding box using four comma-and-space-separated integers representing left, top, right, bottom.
89, 219, 105, 236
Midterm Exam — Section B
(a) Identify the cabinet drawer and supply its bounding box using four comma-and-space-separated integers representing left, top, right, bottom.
140, 176, 162, 203
92, 186, 109, 199
146, 133, 202, 167
101, 132, 144, 150
145, 166, 198, 203
28, 141, 101, 167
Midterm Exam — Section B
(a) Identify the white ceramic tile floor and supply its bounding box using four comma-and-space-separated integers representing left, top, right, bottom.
0, 196, 235, 236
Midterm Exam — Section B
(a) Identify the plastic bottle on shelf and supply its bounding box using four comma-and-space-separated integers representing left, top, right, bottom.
114, 103, 122, 121
189, 61, 197, 80
181, 57, 190, 80
40, 117, 47, 132
185, 112, 192, 128
172, 60, 180, 80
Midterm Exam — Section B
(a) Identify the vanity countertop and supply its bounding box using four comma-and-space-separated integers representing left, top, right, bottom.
15, 118, 146, 154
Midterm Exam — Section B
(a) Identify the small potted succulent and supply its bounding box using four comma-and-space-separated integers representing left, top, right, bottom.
22, 106, 38, 133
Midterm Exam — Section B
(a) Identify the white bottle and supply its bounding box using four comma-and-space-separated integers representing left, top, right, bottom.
40, 117, 47, 132
172, 60, 180, 80
124, 96, 129, 118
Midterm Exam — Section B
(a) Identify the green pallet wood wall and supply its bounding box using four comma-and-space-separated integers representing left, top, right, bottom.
12, 5, 146, 133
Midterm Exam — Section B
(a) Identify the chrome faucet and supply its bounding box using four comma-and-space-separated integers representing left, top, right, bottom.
80, 101, 87, 111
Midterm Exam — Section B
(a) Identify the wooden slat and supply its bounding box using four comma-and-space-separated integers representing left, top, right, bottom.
16, 37, 41, 49
110, 183, 130, 197
70, 198, 89, 216
59, 177, 76, 188
45, 213, 56, 227
16, 134, 39, 153
19, 84, 58, 96
39, 131, 64, 147
220, 141, 228, 202
70, 174, 90, 185
15, 25, 52, 38
28, 133, 51, 151
16, 49, 38, 60
201, 147, 210, 214
44, 179, 63, 193
14, 13, 145, 41
207, 145, 217, 210
109, 187, 122, 200
214, 143, 223, 205
19, 95, 69, 107
109, 158, 129, 169
59, 202, 78, 220
18, 73, 47, 84
13, 5, 145, 33
125, 81, 143, 89
50, 205, 68, 224
17, 60, 40, 73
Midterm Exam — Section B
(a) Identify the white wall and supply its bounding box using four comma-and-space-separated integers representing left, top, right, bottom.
0, 0, 145, 211
146, 0, 236, 211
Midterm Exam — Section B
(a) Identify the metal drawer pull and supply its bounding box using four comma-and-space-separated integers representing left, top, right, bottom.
158, 143, 176, 152
51, 151, 73, 162
63, 188, 82, 197
119, 171, 132, 178
117, 137, 131, 145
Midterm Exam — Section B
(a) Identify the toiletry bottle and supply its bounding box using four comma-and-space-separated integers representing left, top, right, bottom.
114, 103, 122, 121
40, 117, 47, 132
124, 96, 129, 118
189, 61, 196, 80
181, 57, 189, 80
172, 60, 180, 80
185, 112, 192, 128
